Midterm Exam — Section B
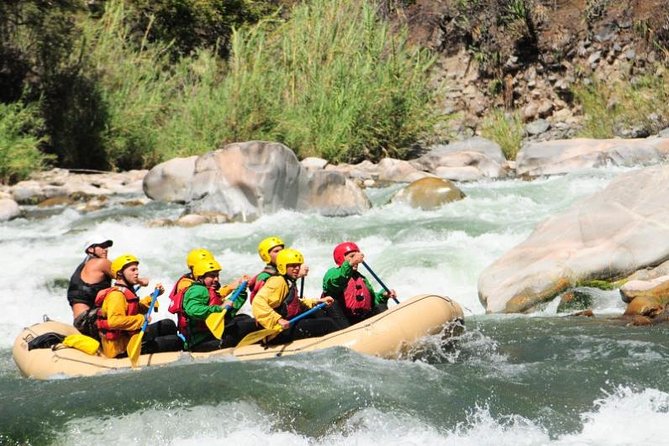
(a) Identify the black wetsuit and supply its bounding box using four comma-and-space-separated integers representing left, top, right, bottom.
67, 257, 111, 308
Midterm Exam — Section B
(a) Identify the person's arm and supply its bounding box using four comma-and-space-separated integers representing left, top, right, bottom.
105, 291, 145, 331
300, 296, 333, 308
322, 262, 354, 295
183, 286, 223, 320
139, 284, 164, 312
252, 277, 285, 329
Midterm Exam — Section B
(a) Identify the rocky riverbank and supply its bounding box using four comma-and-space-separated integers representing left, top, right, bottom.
401, 0, 669, 142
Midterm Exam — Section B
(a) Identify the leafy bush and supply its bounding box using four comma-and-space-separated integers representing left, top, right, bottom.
574, 72, 669, 138
480, 107, 524, 160
158, 0, 438, 163
0, 102, 54, 184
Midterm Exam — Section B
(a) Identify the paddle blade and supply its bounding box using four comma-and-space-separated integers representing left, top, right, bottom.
127, 332, 144, 368
206, 309, 227, 340
236, 327, 280, 348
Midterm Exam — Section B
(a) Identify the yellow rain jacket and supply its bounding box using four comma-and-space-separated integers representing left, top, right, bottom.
98, 291, 152, 358
252, 276, 319, 330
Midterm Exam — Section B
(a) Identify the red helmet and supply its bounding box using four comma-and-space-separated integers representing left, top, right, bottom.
333, 241, 360, 266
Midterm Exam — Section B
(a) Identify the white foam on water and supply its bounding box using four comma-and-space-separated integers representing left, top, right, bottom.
0, 168, 625, 348
554, 385, 669, 446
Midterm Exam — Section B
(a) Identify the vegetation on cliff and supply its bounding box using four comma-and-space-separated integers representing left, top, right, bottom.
1, 0, 668, 184
0, 0, 436, 182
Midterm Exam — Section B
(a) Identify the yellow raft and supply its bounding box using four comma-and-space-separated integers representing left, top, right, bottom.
13, 294, 464, 380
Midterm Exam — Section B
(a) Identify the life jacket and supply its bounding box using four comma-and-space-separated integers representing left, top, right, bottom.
171, 282, 222, 341
168, 274, 194, 315
341, 272, 373, 317
277, 277, 302, 319
94, 286, 140, 341
67, 257, 111, 307
248, 265, 278, 302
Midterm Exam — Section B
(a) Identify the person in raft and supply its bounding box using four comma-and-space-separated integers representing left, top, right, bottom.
252, 248, 337, 344
179, 258, 257, 351
248, 236, 309, 302
322, 241, 397, 329
169, 248, 244, 301
68, 237, 149, 335
95, 254, 182, 358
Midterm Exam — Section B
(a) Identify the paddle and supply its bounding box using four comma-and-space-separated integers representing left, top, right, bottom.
362, 260, 400, 304
127, 288, 160, 367
236, 302, 327, 347
206, 280, 248, 340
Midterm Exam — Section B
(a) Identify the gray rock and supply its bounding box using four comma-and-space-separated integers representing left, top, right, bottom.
478, 165, 669, 313
301, 157, 328, 171
187, 141, 301, 221
516, 137, 669, 177
297, 170, 371, 216
525, 119, 550, 136
412, 137, 508, 181
143, 156, 197, 202
0, 198, 20, 221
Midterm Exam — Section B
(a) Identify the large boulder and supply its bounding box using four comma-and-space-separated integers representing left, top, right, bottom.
0, 198, 20, 221
516, 137, 669, 177
478, 165, 669, 313
375, 158, 434, 183
297, 170, 371, 216
391, 177, 465, 210
144, 141, 371, 221
143, 156, 197, 202
412, 137, 509, 181
187, 141, 301, 221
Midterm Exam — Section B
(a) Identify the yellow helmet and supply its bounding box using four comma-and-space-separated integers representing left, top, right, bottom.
258, 236, 284, 263
111, 253, 139, 277
193, 258, 222, 280
186, 248, 214, 269
276, 248, 304, 275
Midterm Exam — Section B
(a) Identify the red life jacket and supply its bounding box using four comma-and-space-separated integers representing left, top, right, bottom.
171, 282, 221, 341
278, 277, 302, 319
342, 273, 373, 317
168, 274, 194, 315
248, 265, 277, 302
94, 286, 140, 341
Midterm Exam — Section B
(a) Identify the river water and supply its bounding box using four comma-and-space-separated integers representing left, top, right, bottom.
1, 167, 667, 445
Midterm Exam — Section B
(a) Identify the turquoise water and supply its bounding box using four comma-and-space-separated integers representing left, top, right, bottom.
1, 166, 667, 445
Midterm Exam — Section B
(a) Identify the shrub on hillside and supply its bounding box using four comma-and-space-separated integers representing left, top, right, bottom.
0, 102, 54, 184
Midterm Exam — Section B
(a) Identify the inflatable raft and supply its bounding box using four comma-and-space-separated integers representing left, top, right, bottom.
13, 294, 464, 380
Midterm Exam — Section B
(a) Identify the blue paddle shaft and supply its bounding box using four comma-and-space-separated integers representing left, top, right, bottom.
223, 280, 248, 310
288, 302, 327, 326
140, 289, 160, 332
362, 261, 399, 304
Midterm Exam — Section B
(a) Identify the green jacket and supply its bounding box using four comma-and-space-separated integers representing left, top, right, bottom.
322, 260, 386, 306
182, 283, 227, 348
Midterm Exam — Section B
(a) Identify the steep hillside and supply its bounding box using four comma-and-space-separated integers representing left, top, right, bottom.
396, 0, 669, 141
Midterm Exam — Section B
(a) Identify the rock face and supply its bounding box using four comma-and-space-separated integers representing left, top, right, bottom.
0, 198, 20, 221
143, 156, 197, 202
297, 170, 371, 217
478, 165, 669, 313
391, 177, 465, 210
186, 141, 302, 220
411, 137, 509, 181
143, 141, 371, 221
516, 137, 669, 177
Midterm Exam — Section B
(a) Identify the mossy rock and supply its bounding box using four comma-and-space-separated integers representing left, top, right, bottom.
557, 289, 594, 313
